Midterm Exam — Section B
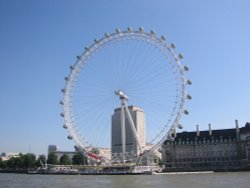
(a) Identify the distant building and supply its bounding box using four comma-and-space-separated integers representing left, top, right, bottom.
48, 145, 75, 160
144, 143, 162, 159
47, 145, 111, 161
162, 121, 250, 171
98, 148, 111, 160
0, 152, 21, 161
48, 145, 58, 154
111, 106, 146, 156
53, 151, 76, 160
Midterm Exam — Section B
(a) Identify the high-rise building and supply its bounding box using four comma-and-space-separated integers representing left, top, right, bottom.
111, 106, 146, 156
48, 145, 58, 154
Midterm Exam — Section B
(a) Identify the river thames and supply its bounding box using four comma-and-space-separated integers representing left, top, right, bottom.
0, 172, 250, 188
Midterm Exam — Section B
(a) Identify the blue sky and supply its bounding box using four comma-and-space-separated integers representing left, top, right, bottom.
0, 0, 249, 155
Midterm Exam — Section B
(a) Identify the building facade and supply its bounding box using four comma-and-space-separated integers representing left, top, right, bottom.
0, 152, 21, 161
48, 145, 111, 162
48, 145, 59, 154
48, 145, 76, 160
111, 106, 146, 155
162, 121, 250, 171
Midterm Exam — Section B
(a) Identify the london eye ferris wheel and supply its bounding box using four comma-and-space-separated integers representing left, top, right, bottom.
60, 27, 191, 164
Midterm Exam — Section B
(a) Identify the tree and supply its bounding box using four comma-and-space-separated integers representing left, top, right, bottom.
36, 155, 46, 167
6, 157, 19, 168
90, 148, 100, 155
47, 153, 59, 165
0, 158, 6, 169
17, 153, 25, 168
22, 153, 36, 168
60, 154, 72, 165
154, 156, 163, 166
1, 153, 37, 169
72, 152, 87, 165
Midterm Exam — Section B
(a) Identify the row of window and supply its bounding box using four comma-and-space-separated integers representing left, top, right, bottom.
166, 161, 243, 168
174, 151, 237, 156
171, 156, 238, 163
165, 138, 237, 145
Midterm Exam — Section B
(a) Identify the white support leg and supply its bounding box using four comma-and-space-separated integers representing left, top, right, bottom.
124, 102, 142, 154
120, 102, 126, 163
115, 90, 142, 157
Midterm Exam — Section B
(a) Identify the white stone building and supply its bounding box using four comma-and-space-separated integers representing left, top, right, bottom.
0, 152, 21, 161
162, 121, 250, 171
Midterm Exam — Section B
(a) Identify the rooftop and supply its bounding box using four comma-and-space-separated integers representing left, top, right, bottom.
164, 122, 250, 144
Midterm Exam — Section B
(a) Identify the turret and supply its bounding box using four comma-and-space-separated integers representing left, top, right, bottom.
208, 123, 212, 136
196, 124, 200, 137
235, 119, 240, 141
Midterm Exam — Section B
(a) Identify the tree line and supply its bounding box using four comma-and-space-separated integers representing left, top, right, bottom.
0, 152, 88, 169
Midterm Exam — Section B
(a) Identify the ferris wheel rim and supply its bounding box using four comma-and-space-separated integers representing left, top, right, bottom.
61, 27, 189, 161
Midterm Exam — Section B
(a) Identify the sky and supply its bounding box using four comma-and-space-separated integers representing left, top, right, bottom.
0, 0, 250, 155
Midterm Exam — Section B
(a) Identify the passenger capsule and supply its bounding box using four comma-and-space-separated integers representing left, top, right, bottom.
183, 110, 189, 115
74, 145, 83, 151
170, 43, 176, 49
161, 35, 166, 41
127, 27, 133, 32
177, 124, 183, 129
67, 135, 73, 140
104, 32, 109, 37
139, 27, 144, 32
60, 113, 65, 117
74, 145, 79, 150
60, 101, 64, 105
178, 53, 184, 59
184, 65, 189, 71
115, 28, 121, 33
61, 89, 65, 93
63, 124, 68, 129
187, 80, 192, 85
187, 94, 192, 100
150, 30, 155, 35
94, 38, 99, 43
65, 77, 69, 81
169, 136, 175, 141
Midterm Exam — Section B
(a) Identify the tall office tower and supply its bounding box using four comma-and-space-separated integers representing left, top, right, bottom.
111, 106, 146, 156
48, 145, 58, 154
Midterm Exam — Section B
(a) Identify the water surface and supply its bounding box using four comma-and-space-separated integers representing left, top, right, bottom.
0, 172, 250, 188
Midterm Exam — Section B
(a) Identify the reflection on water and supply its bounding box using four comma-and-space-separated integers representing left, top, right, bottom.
0, 172, 250, 188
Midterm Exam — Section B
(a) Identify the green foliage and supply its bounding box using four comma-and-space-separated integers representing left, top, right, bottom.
22, 153, 36, 168
6, 157, 17, 168
36, 155, 46, 167
47, 153, 59, 165
2, 153, 36, 169
154, 156, 163, 165
90, 148, 100, 155
0, 152, 90, 169
0, 158, 7, 169
72, 152, 87, 165
59, 154, 72, 165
